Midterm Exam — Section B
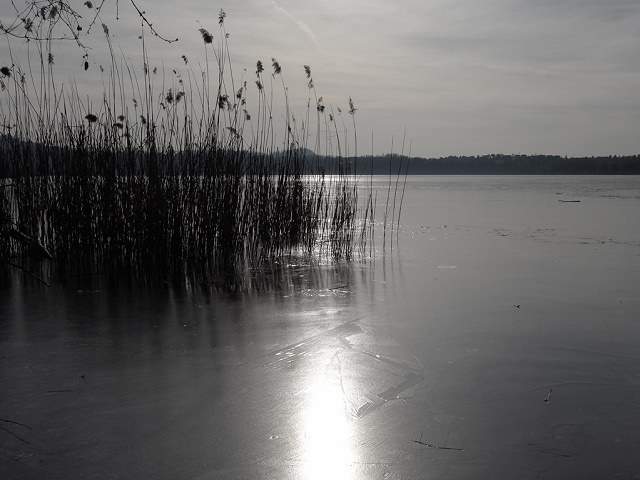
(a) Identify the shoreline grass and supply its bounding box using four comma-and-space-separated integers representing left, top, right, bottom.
0, 13, 384, 289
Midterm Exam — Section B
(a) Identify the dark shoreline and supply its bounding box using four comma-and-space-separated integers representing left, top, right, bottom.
321, 153, 640, 176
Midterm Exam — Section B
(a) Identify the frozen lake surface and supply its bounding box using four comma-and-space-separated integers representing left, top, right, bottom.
2, 175, 640, 479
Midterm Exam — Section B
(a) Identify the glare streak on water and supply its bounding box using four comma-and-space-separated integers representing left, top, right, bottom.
302, 368, 353, 480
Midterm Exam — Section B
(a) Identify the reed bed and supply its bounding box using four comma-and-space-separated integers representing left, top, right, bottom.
0, 14, 375, 288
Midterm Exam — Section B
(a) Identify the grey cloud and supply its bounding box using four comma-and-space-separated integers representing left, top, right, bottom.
0, 0, 639, 156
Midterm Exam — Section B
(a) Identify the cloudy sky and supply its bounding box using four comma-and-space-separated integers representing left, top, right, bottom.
1, 0, 639, 157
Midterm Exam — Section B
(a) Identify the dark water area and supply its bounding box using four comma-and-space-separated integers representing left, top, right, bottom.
2, 175, 640, 479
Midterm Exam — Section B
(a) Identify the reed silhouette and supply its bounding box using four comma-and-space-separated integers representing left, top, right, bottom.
0, 11, 381, 289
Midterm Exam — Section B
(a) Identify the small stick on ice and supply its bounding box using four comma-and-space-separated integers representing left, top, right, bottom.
413, 432, 463, 451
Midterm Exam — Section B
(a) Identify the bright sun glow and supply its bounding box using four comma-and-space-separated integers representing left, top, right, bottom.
302, 369, 353, 480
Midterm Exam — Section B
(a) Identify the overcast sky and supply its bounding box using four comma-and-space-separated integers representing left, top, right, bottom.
2, 0, 639, 157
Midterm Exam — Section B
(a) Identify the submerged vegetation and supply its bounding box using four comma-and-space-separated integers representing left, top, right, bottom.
0, 7, 401, 289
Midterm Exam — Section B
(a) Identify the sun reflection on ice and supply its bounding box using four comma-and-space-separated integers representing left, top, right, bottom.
301, 367, 353, 480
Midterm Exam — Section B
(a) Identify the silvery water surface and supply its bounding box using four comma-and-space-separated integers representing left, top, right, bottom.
2, 175, 640, 479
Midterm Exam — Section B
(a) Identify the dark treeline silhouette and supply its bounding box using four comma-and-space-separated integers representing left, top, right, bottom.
307, 153, 640, 175
4, 143, 638, 177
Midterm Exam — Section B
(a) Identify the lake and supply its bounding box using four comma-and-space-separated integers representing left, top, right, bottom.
2, 175, 640, 479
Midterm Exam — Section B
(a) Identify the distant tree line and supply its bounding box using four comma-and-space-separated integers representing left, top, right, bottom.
2, 138, 639, 176
310, 153, 640, 175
